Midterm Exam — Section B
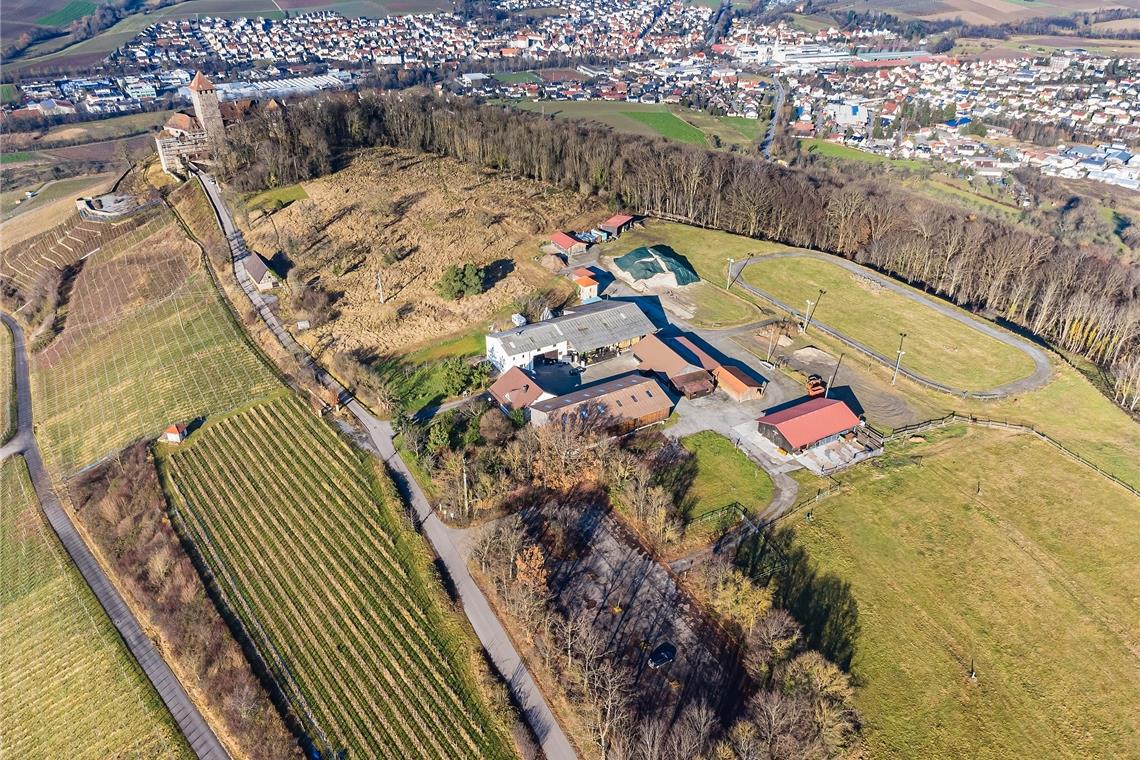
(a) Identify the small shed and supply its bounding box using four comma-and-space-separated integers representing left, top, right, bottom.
243, 253, 276, 292
599, 213, 635, 237
551, 231, 587, 256
714, 365, 765, 402
162, 423, 188, 444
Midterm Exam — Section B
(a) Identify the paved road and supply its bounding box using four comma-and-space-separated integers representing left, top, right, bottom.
760, 78, 785, 160
0, 313, 229, 760
729, 252, 1053, 399
195, 173, 578, 760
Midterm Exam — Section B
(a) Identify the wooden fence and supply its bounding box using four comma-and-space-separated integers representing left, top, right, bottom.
885, 413, 1140, 499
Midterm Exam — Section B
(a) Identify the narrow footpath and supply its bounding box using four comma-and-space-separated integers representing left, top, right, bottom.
0, 313, 229, 760
195, 173, 577, 760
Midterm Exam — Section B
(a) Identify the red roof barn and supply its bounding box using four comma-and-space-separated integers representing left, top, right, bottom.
551, 232, 587, 256
756, 398, 859, 453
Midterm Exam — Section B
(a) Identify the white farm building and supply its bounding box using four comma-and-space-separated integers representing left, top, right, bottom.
485, 300, 656, 372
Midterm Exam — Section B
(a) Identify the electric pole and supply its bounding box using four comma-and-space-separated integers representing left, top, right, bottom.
727, 257, 734, 290
892, 332, 907, 385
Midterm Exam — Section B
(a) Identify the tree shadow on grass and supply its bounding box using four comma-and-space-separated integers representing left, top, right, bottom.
737, 526, 860, 671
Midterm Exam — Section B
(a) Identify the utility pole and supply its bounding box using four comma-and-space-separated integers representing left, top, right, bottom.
727, 257, 734, 289
826, 352, 845, 398
803, 288, 825, 333
892, 332, 907, 385
765, 322, 779, 363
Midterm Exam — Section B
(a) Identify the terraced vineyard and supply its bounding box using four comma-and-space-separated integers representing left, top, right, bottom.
0, 457, 189, 759
31, 222, 279, 473
0, 207, 164, 296
162, 394, 514, 760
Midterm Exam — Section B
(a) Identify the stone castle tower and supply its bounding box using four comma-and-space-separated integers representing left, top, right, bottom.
188, 71, 224, 143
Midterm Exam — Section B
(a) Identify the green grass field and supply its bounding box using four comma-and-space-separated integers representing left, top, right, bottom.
680, 431, 773, 521
511, 100, 758, 150
0, 84, 18, 104
2, 173, 116, 219
741, 256, 1038, 390
161, 393, 514, 760
0, 152, 40, 164
35, 0, 96, 25
0, 457, 189, 759
802, 139, 926, 170
1, 322, 12, 444
493, 71, 540, 84
598, 219, 793, 287
622, 111, 708, 146
244, 183, 308, 209
31, 222, 279, 473
787, 427, 1140, 759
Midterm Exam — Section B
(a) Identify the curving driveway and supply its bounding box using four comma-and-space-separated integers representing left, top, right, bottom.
728, 253, 1053, 399
0, 313, 229, 760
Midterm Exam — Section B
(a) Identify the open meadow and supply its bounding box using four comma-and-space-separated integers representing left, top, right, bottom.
161, 393, 515, 760
511, 99, 763, 151
810, 0, 1123, 25
0, 457, 189, 759
784, 426, 1140, 759
240, 147, 594, 358
740, 255, 1039, 390
30, 218, 279, 473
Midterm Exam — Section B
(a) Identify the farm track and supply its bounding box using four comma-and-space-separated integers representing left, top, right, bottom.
730, 252, 1052, 398
165, 394, 503, 759
0, 312, 228, 760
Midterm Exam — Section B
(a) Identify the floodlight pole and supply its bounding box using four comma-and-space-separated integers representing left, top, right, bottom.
727, 258, 734, 289
766, 323, 778, 363
892, 332, 907, 385
803, 288, 825, 333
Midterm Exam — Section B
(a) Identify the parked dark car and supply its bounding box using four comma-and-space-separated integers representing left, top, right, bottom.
647, 642, 677, 670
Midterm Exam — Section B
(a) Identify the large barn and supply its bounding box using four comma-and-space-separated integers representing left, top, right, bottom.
756, 398, 860, 454
485, 300, 656, 372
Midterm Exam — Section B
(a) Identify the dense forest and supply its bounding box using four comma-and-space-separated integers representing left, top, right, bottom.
219, 91, 1140, 392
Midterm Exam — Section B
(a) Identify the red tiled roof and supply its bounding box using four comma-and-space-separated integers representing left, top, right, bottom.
489, 367, 548, 410
602, 213, 634, 228
758, 398, 859, 449
188, 71, 214, 92
575, 276, 598, 287
551, 231, 580, 250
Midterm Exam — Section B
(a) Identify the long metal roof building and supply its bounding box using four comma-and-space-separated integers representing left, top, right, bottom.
488, 300, 656, 355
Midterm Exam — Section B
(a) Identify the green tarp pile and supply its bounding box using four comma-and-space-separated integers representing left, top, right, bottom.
613, 245, 700, 286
